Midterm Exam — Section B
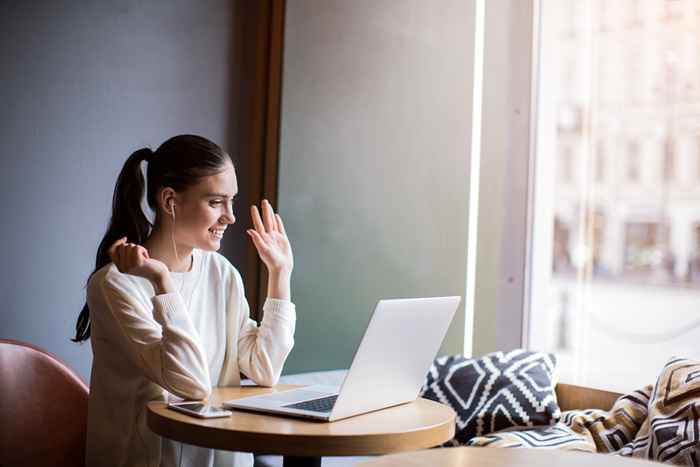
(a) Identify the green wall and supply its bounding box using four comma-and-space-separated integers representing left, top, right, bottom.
278, 0, 476, 374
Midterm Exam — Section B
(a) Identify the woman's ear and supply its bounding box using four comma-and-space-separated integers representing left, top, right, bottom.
159, 188, 177, 216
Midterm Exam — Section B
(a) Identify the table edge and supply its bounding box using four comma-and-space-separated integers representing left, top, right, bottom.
147, 398, 456, 456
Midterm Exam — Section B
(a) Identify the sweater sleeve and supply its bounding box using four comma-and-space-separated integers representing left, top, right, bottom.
233, 270, 296, 387
93, 275, 212, 400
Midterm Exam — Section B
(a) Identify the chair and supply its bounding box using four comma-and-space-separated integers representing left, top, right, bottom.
0, 339, 89, 467
555, 382, 622, 411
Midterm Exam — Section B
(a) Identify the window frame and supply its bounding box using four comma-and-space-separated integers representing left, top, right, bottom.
470, 0, 540, 355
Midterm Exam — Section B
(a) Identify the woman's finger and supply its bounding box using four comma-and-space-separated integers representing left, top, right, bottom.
251, 205, 266, 234
114, 245, 125, 270
262, 199, 276, 233
124, 245, 135, 269
108, 237, 127, 260
130, 245, 142, 267
247, 229, 268, 254
108, 245, 117, 263
138, 245, 150, 260
275, 213, 287, 237
121, 244, 131, 266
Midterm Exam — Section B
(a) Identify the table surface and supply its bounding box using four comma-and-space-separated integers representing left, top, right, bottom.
146, 385, 456, 457
356, 446, 663, 467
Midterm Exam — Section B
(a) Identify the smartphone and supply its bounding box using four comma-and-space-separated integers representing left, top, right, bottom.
167, 402, 232, 419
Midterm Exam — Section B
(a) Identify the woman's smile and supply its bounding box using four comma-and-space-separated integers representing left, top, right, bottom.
208, 227, 226, 240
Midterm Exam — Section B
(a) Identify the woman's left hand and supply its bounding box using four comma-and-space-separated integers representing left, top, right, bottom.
247, 199, 294, 275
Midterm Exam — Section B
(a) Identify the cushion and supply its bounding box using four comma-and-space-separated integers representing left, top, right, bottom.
620, 357, 700, 465
467, 423, 596, 451
419, 349, 560, 445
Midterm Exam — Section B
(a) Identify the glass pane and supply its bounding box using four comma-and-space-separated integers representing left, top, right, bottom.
529, 0, 700, 393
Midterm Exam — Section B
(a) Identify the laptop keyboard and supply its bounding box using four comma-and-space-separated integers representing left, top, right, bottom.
284, 394, 338, 413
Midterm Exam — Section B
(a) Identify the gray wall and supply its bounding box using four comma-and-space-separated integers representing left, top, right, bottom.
0, 0, 236, 382
279, 0, 476, 373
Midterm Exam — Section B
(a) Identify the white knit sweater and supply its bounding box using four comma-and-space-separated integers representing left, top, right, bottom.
85, 248, 296, 467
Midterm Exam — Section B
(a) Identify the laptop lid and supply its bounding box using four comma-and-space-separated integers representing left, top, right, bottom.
328, 296, 460, 421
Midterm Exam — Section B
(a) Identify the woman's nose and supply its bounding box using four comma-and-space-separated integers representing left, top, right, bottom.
223, 205, 235, 224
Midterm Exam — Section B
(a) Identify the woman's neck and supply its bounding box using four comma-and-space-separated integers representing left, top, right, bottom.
143, 228, 194, 272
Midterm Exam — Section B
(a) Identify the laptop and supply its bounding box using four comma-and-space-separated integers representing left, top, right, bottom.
224, 296, 460, 422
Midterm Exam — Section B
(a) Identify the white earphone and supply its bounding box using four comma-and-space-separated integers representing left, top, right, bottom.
168, 198, 181, 267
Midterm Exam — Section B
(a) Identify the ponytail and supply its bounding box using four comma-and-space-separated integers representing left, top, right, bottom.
72, 148, 153, 343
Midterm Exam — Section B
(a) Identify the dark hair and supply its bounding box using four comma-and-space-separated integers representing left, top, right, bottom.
72, 134, 232, 342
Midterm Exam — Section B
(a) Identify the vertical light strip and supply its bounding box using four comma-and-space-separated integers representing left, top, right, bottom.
521, 0, 541, 348
464, 0, 485, 357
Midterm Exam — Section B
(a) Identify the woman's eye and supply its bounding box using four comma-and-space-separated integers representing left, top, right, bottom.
210, 199, 234, 207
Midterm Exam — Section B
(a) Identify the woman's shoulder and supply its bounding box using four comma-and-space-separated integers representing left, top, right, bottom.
87, 262, 147, 298
88, 262, 117, 290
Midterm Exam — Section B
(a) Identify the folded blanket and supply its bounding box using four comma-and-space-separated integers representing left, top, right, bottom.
620, 357, 700, 465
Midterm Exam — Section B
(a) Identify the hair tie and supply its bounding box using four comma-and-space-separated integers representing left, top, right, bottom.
142, 148, 154, 163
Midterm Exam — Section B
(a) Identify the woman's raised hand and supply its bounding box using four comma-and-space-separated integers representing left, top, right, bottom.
247, 200, 294, 274
108, 237, 168, 281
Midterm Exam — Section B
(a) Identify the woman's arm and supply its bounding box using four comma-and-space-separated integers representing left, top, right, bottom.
89, 274, 212, 400
234, 270, 296, 387
266, 270, 291, 301
238, 200, 296, 386
153, 273, 177, 295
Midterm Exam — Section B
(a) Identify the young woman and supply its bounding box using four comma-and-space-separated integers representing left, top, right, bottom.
73, 135, 295, 467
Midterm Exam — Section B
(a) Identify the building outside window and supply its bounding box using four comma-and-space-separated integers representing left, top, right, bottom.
529, 0, 700, 392
627, 142, 641, 182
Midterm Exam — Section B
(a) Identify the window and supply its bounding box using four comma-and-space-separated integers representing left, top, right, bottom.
623, 222, 670, 274
661, 0, 684, 22
627, 0, 643, 28
527, 0, 700, 392
697, 135, 700, 180
627, 141, 641, 182
663, 138, 675, 182
693, 225, 700, 285
595, 142, 605, 183
560, 145, 574, 183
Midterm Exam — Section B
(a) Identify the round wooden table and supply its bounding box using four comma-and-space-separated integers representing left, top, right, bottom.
147, 385, 455, 467
356, 446, 663, 466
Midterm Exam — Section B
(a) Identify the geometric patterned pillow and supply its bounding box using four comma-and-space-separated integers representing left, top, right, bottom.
619, 357, 700, 465
420, 349, 560, 446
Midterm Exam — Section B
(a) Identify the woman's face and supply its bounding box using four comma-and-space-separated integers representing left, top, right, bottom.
170, 161, 238, 251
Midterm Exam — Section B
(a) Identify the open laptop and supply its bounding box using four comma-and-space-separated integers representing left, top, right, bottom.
224, 296, 460, 422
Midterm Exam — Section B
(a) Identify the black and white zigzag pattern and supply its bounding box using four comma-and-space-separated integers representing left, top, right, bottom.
420, 349, 560, 445
467, 424, 593, 450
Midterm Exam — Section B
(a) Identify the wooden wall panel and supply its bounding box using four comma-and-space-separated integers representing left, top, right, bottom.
229, 0, 286, 320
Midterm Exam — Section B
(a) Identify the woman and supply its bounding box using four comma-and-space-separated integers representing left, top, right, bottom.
73, 134, 295, 467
